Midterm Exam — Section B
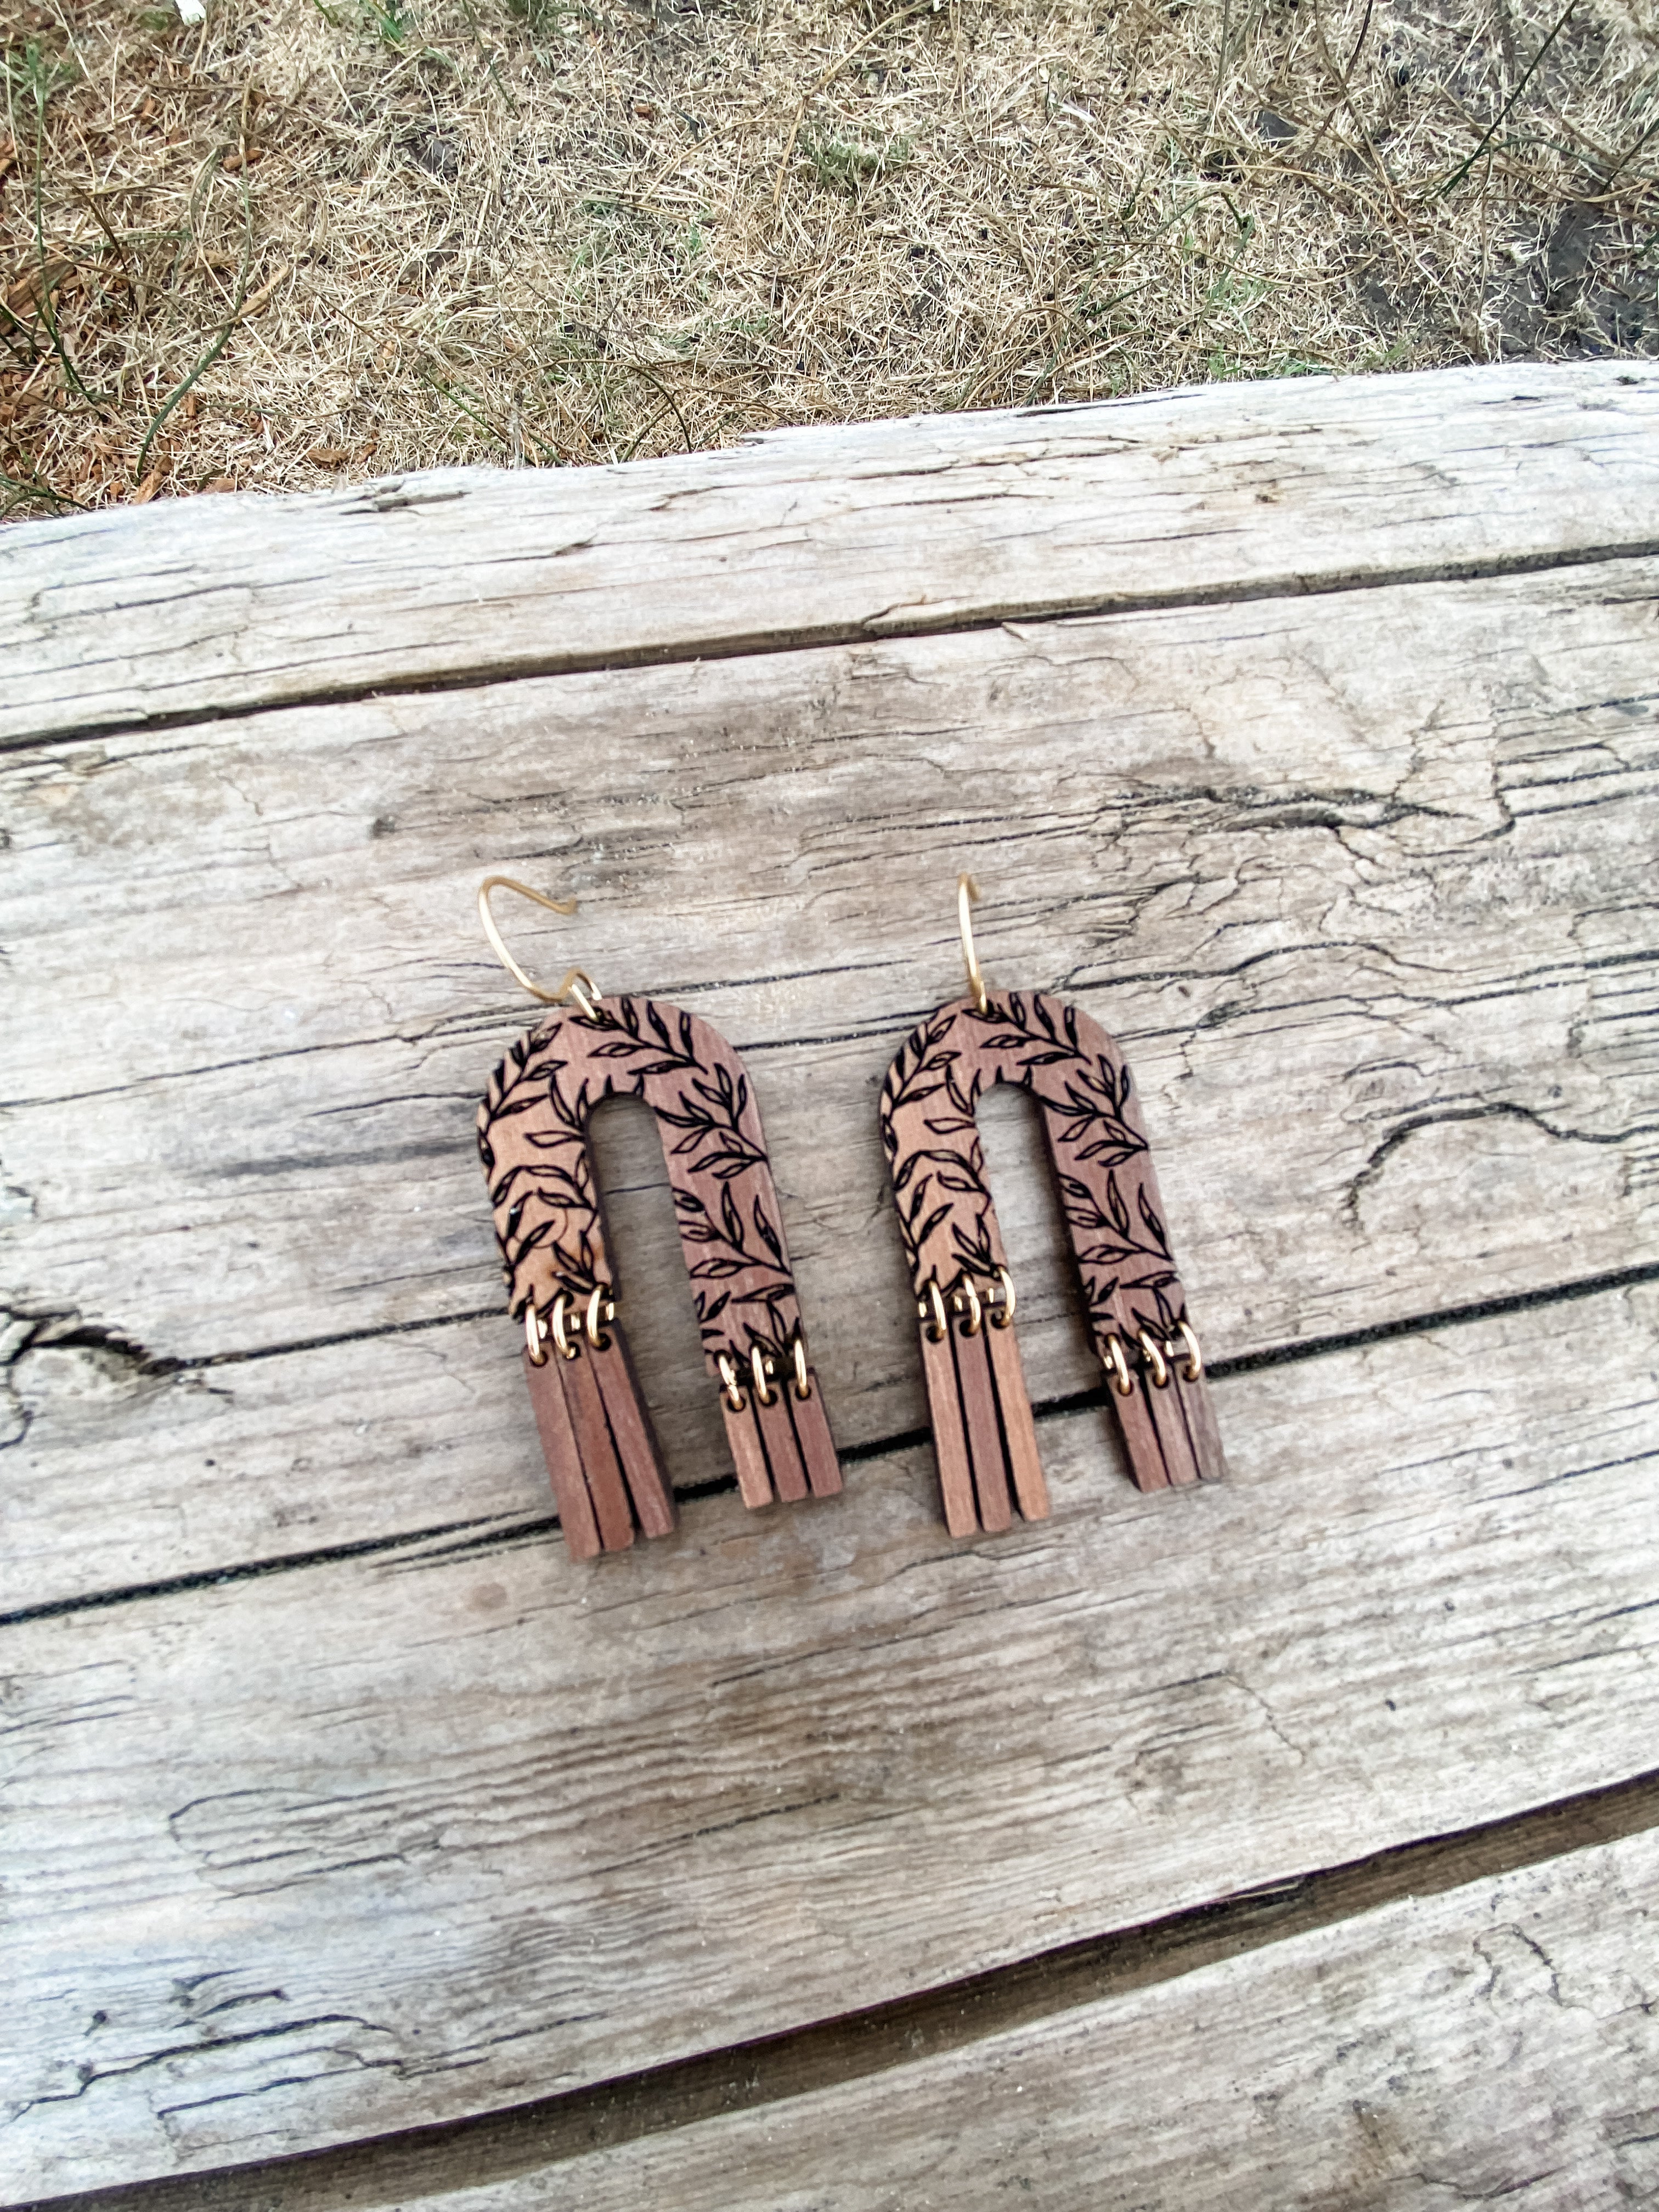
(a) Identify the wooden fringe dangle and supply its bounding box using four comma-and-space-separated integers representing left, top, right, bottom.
913, 1268, 1047, 1537
479, 995, 841, 1560
880, 989, 1226, 1534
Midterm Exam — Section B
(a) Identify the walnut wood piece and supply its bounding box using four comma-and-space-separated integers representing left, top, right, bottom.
552, 1330, 676, 1552
984, 1321, 1048, 1525
478, 996, 840, 1545
3, 365, 1657, 2197
521, 1346, 602, 1562
587, 1330, 676, 1541
917, 1320, 1030, 1536
882, 991, 1224, 1521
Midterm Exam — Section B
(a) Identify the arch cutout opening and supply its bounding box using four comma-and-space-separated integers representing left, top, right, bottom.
973, 1080, 1108, 1411
586, 1092, 731, 1498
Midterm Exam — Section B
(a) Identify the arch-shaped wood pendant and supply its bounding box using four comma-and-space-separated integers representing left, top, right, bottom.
879, 990, 1225, 1536
478, 995, 840, 1559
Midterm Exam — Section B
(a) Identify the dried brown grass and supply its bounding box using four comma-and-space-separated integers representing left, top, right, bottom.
2, 0, 1656, 518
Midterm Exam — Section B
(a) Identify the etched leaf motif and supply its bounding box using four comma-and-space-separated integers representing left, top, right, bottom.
720, 1181, 744, 1252
1138, 1186, 1170, 1257
711, 1147, 765, 1181
913, 1203, 951, 1249
478, 994, 799, 1355
1105, 1172, 1130, 1235
753, 1198, 784, 1265
880, 984, 1194, 1362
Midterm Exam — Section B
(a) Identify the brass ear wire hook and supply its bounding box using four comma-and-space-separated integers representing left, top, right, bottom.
958, 872, 989, 1014
478, 876, 600, 1019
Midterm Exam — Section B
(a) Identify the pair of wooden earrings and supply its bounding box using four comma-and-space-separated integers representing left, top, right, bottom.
476, 876, 1224, 1562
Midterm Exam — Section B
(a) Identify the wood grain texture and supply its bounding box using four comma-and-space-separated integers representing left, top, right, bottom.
5, 366, 1659, 2202
13, 1786, 1656, 2212
4, 1282, 1656, 2193
4, 550, 1657, 1605
379, 1827, 1659, 2212
3, 364, 1657, 744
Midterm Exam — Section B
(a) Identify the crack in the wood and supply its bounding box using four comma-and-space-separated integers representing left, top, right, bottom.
0, 1512, 515, 1627
1504, 1926, 1579, 2013
1481, 1434, 1659, 1507
1220, 1668, 1308, 1765
0, 968, 919, 1115
2, 2013, 399, 2129
8, 909, 1650, 1120
1408, 2166, 1565, 2200
1050, 1259, 1659, 1388
679, 1792, 845, 1846
0, 1295, 507, 1403
14, 1767, 1658, 2212
1343, 1100, 1659, 1220
10, 536, 1659, 756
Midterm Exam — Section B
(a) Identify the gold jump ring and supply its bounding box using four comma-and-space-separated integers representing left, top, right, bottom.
991, 1265, 1016, 1328
792, 1336, 812, 1400
550, 1292, 579, 1361
751, 1345, 777, 1408
1137, 1329, 1170, 1388
1104, 1333, 1134, 1397
718, 1352, 747, 1413
524, 1303, 549, 1367
1172, 1318, 1203, 1382
585, 1285, 613, 1351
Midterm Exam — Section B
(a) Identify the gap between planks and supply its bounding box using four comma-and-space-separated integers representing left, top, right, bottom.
9, 534, 1659, 757
13, 1763, 1658, 2212
7, 1251, 1658, 1633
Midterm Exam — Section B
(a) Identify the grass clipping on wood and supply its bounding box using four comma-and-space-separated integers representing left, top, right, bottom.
1, 0, 1656, 518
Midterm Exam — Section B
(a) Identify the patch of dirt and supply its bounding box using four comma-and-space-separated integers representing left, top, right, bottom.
1, 0, 1655, 520
1489, 204, 1657, 352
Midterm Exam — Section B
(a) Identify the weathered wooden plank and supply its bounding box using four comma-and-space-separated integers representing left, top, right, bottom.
4, 554, 1656, 1602
2, 364, 1656, 746
377, 1827, 1659, 2212
44, 1780, 1657, 2212
4, 1282, 1656, 2194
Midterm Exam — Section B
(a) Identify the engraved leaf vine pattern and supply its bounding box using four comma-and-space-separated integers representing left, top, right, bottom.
878, 989, 1188, 1346
478, 995, 798, 1356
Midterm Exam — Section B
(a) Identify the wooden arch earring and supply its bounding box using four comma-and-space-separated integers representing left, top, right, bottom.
879, 876, 1226, 1537
475, 878, 842, 1560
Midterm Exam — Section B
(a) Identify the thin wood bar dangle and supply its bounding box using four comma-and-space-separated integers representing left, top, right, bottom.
911, 1267, 1046, 1536
880, 989, 1225, 1532
479, 994, 841, 1558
